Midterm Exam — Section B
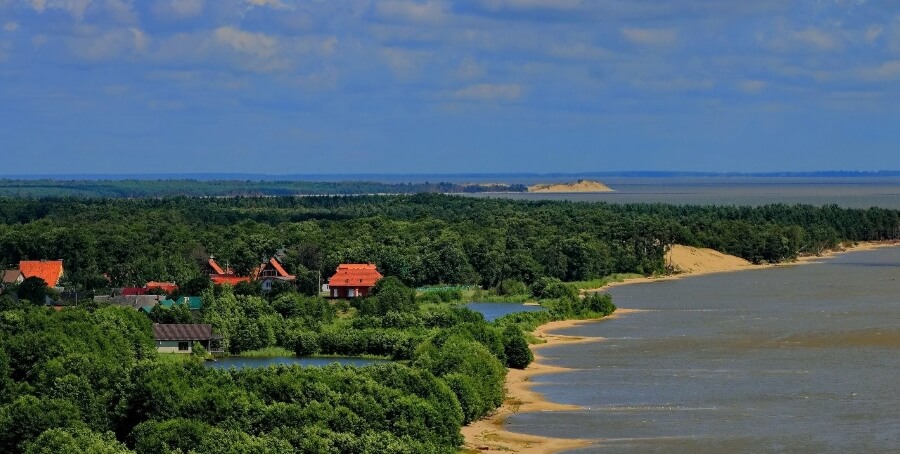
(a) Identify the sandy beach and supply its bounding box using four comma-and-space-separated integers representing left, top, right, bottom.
462, 240, 900, 453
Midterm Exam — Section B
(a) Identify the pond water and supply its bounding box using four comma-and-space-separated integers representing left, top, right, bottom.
505, 247, 900, 453
466, 302, 546, 322
205, 356, 391, 370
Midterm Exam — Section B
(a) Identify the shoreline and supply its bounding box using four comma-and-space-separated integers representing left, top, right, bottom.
461, 240, 900, 453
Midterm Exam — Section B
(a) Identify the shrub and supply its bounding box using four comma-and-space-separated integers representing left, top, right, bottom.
530, 277, 577, 300
502, 325, 533, 369
290, 331, 320, 357
498, 279, 528, 296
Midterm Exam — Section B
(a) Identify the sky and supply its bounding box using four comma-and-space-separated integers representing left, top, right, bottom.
2, 0, 900, 175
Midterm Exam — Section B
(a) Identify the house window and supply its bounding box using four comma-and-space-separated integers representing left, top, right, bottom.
178, 342, 189, 351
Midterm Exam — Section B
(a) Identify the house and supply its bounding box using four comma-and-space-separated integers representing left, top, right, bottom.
255, 257, 295, 292
328, 263, 383, 298
203, 258, 252, 287
210, 274, 251, 286
2, 270, 23, 286
201, 258, 227, 276
146, 281, 178, 294
158, 296, 202, 310
153, 323, 223, 354
120, 287, 147, 296
95, 294, 164, 311
18, 260, 64, 288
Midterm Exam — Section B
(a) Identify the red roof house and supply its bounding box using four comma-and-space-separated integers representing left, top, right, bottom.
121, 287, 148, 296
210, 275, 251, 286
202, 257, 252, 287
19, 260, 64, 288
146, 281, 178, 294
255, 257, 295, 292
328, 264, 382, 298
203, 259, 226, 276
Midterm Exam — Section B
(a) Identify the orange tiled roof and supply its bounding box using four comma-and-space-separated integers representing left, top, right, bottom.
268, 258, 293, 278
255, 258, 295, 280
328, 263, 382, 288
19, 260, 64, 287
210, 275, 251, 286
207, 259, 226, 275
146, 281, 178, 293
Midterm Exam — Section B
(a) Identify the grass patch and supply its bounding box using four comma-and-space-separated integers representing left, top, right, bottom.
570, 273, 644, 290
238, 347, 294, 358
156, 353, 196, 364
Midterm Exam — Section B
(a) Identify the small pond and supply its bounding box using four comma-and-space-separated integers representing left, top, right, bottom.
206, 356, 392, 370
466, 302, 546, 322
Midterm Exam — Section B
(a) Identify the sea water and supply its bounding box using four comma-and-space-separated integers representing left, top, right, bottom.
505, 247, 900, 453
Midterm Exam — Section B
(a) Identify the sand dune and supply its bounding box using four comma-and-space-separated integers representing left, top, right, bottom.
665, 244, 752, 274
528, 180, 613, 193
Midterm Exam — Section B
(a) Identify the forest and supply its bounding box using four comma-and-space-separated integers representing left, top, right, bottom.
1, 194, 899, 452
0, 195, 897, 291
0, 180, 527, 198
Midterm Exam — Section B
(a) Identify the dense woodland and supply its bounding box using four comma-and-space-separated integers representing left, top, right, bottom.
0, 180, 526, 198
0, 195, 897, 291
1, 194, 899, 452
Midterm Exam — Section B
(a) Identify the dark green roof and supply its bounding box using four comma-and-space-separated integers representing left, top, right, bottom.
158, 296, 202, 310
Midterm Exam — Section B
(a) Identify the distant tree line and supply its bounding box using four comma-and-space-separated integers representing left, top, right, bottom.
0, 195, 897, 293
0, 180, 527, 198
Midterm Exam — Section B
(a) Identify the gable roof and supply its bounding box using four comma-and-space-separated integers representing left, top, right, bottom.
328, 263, 383, 288
121, 287, 147, 296
159, 296, 202, 310
2, 270, 23, 284
207, 259, 226, 275
153, 323, 214, 341
19, 260, 64, 287
210, 275, 251, 286
256, 258, 295, 280
146, 281, 178, 293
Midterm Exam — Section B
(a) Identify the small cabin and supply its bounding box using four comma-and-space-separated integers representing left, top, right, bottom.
328, 263, 383, 298
256, 257, 295, 292
153, 323, 223, 354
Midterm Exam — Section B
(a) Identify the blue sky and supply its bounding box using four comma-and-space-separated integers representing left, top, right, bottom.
1, 0, 899, 174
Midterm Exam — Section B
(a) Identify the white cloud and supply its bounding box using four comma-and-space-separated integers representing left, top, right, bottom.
380, 47, 432, 79
454, 83, 522, 101
27, 0, 93, 20
764, 24, 842, 53
633, 77, 714, 92
456, 57, 485, 80
67, 27, 146, 60
214, 26, 278, 58
376, 1, 448, 24
477, 0, 583, 11
547, 41, 611, 60
3, 22, 18, 32
738, 79, 766, 93
153, 0, 205, 20
856, 60, 900, 81
622, 28, 678, 47
245, 0, 290, 10
866, 25, 883, 42
130, 27, 148, 52
792, 27, 840, 51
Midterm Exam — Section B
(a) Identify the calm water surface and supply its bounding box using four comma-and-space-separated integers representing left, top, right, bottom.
469, 176, 900, 209
205, 356, 391, 370
506, 247, 900, 453
466, 302, 546, 321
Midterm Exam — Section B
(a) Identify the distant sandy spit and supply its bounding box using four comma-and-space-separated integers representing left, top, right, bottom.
592, 241, 900, 292
527, 180, 614, 193
462, 241, 900, 453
